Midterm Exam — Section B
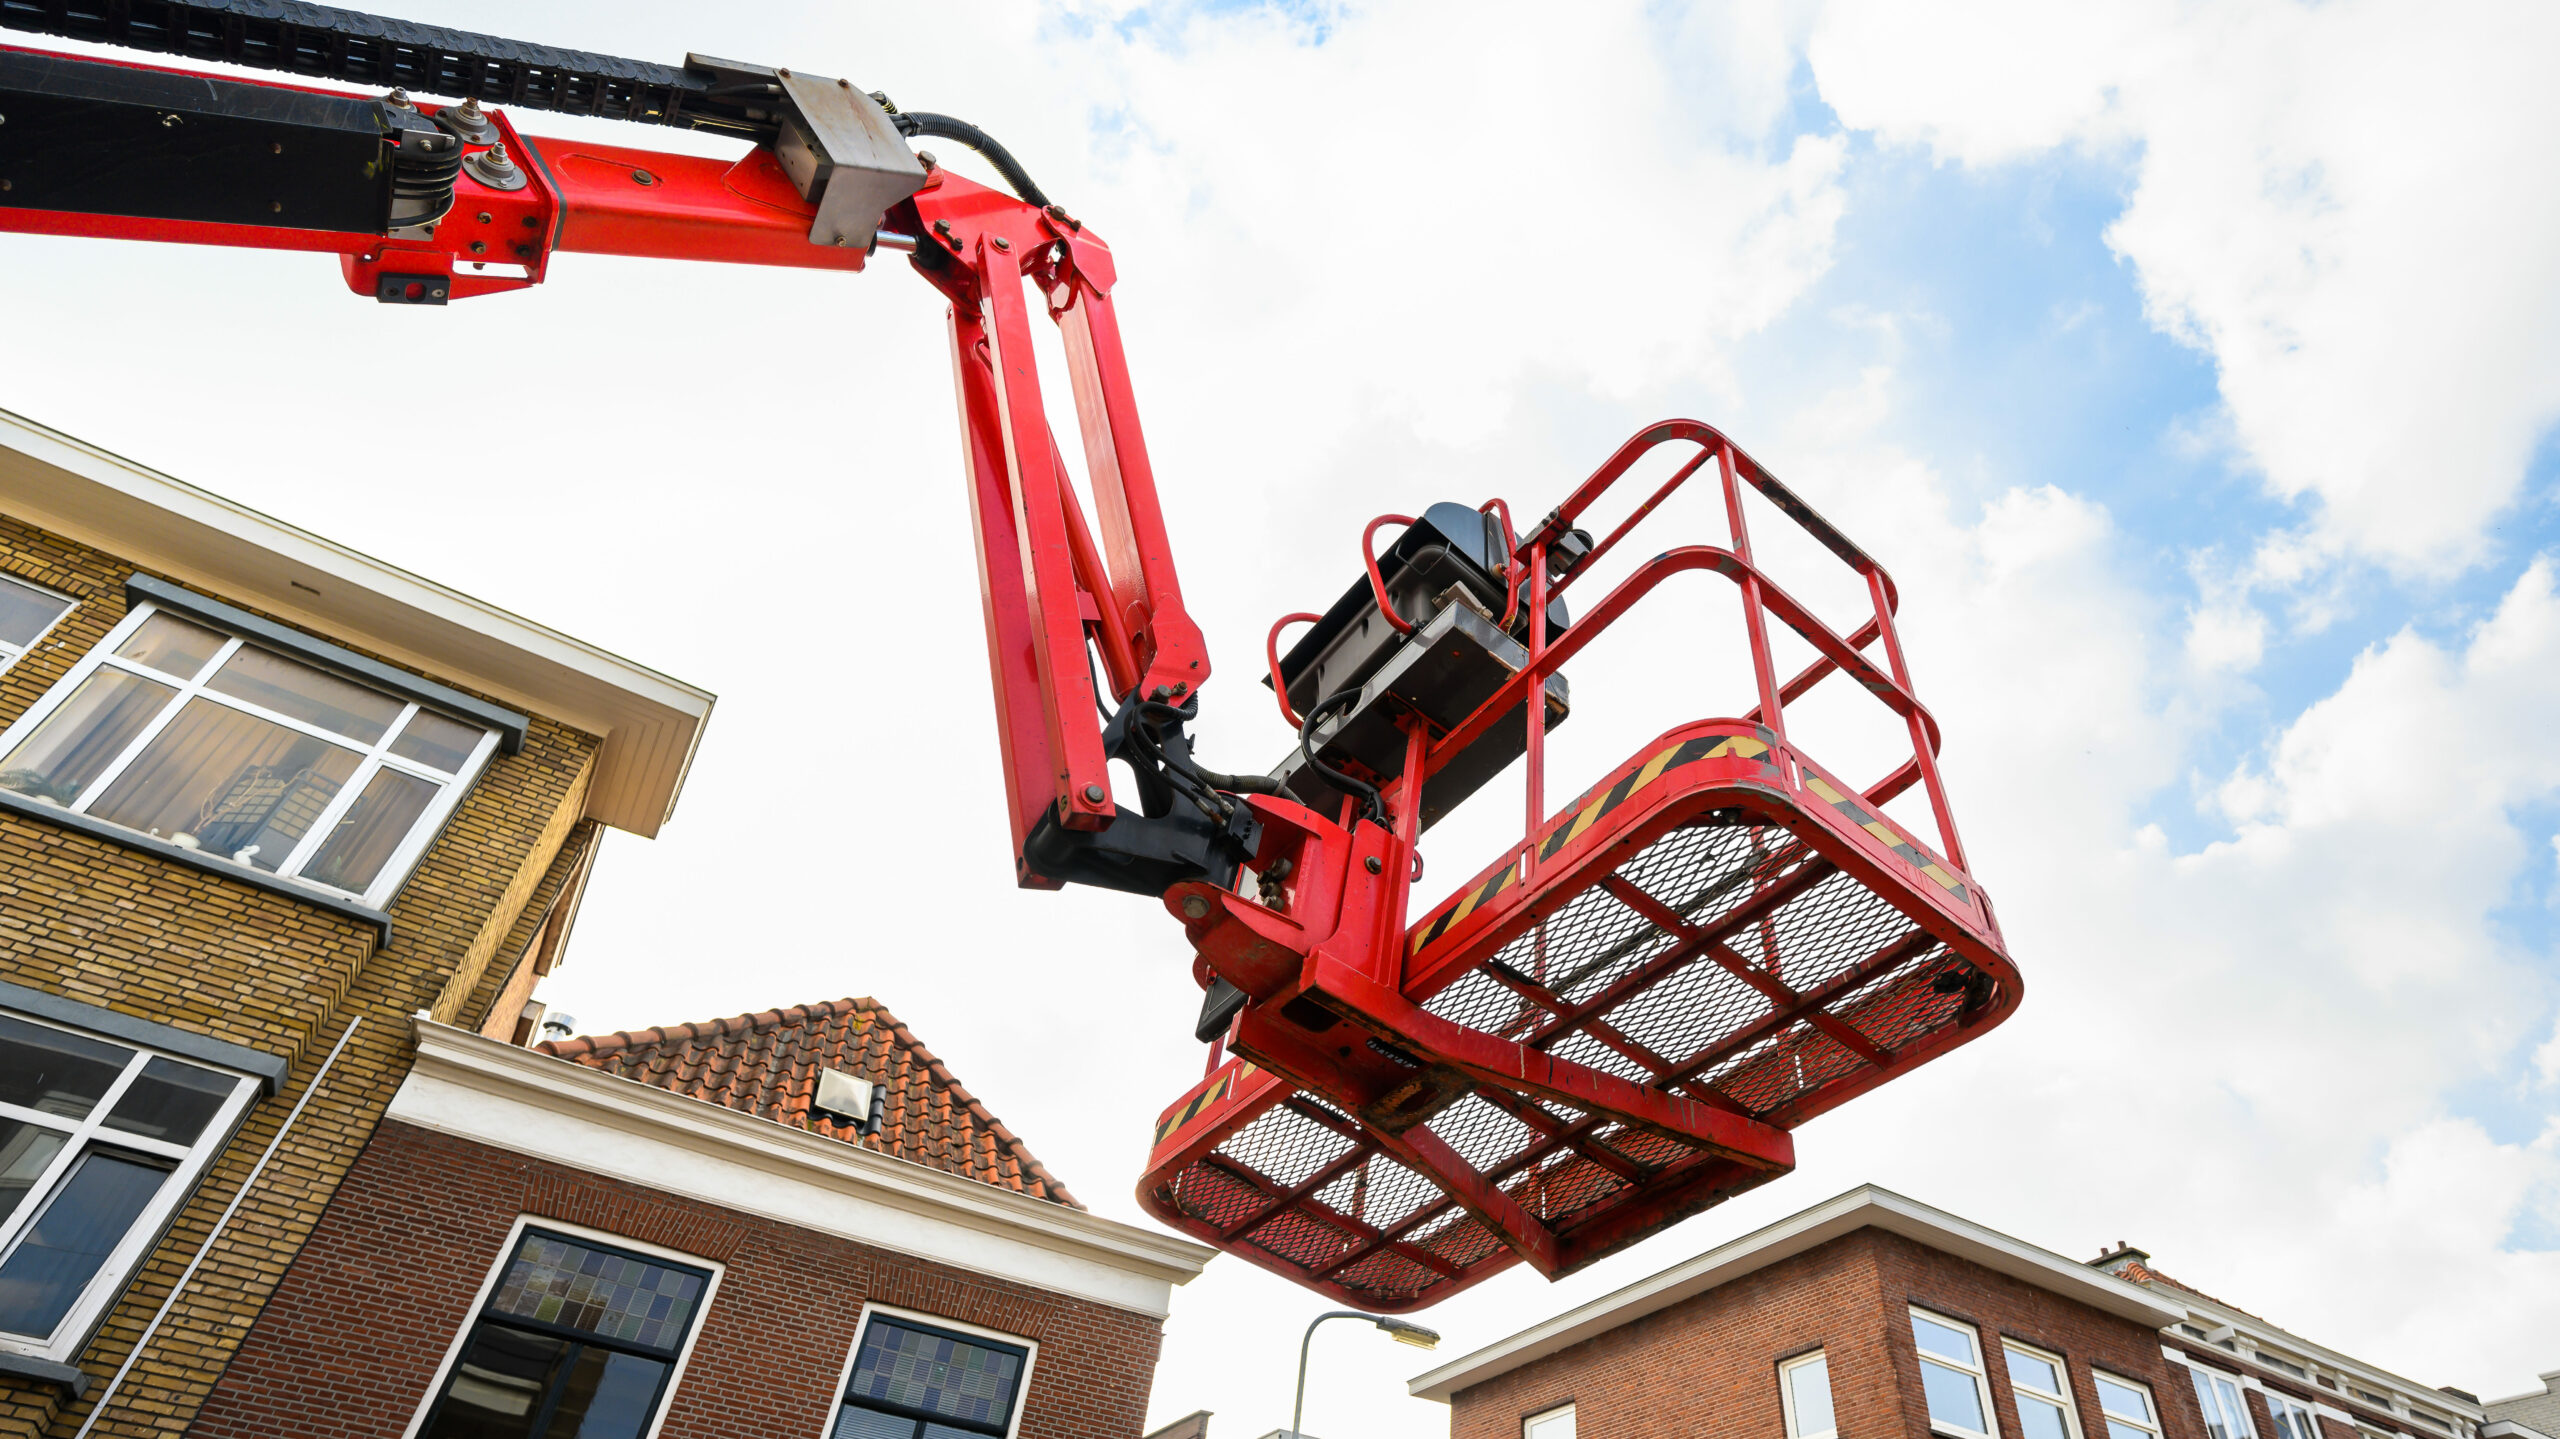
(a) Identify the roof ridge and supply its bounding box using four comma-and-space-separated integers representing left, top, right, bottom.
539, 995, 1082, 1210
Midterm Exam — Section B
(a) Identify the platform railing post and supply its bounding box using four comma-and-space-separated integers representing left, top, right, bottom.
1864, 569, 1968, 873
1715, 445, 1792, 761
1523, 541, 1550, 882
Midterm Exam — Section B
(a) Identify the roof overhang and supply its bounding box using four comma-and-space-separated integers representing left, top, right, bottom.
394, 1021, 1217, 1317
0, 409, 713, 836
1408, 1184, 2188, 1403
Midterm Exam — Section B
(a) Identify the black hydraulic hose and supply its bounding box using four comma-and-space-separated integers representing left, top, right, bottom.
1128, 699, 1281, 797
1300, 688, 1383, 821
896, 112, 1054, 210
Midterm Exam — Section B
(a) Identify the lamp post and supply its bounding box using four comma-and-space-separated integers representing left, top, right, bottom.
1290, 1309, 1440, 1439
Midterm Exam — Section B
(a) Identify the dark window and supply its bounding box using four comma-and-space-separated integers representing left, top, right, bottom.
419, 1229, 711, 1439
835, 1316, 1029, 1439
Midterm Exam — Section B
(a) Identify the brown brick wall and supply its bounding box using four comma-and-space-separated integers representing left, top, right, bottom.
192, 1119, 1170, 1439
0, 516, 605, 1436
1450, 1228, 2206, 1439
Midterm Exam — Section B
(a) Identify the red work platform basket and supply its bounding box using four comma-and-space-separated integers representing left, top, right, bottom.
1139, 421, 2020, 1311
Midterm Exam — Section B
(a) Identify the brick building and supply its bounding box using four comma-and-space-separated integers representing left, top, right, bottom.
1408, 1185, 2485, 1439
193, 996, 1215, 1439
0, 411, 714, 1435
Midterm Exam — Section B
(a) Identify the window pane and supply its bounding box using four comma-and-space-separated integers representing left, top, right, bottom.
0, 579, 69, 650
0, 1013, 134, 1118
113, 613, 226, 680
2112, 1422, 2158, 1439
392, 710, 484, 773
835, 1408, 919, 1439
538, 1345, 666, 1439
205, 647, 402, 744
1790, 1356, 1836, 1437
487, 1232, 706, 1354
0, 1149, 168, 1337
2008, 1349, 2064, 1397
424, 1323, 574, 1438
1914, 1313, 1978, 1365
0, 668, 176, 806
86, 697, 361, 870
2021, 1394, 2074, 1439
848, 1320, 1025, 1432
0, 1120, 68, 1227
301, 766, 441, 893
1923, 1358, 1989, 1434
2097, 1379, 2154, 1424
1525, 1407, 1578, 1439
102, 1056, 236, 1145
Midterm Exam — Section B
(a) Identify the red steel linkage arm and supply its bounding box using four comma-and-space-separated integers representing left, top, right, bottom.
0, 45, 1205, 886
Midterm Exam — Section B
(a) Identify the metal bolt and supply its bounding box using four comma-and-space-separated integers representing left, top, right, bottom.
0, 113, 7, 125
0, 180, 11, 193
385, 88, 412, 108
522, 215, 538, 228
631, 169, 656, 186
777, 67, 792, 79
1180, 895, 1210, 920
270, 200, 283, 213
838, 77, 853, 89
514, 244, 533, 257
430, 286, 446, 298
832, 234, 849, 246
933, 220, 952, 235
271, 141, 283, 154
1365, 856, 1384, 874
992, 236, 1011, 252
1082, 784, 1107, 804
477, 211, 492, 224
160, 113, 182, 128
469, 240, 486, 254
917, 150, 938, 171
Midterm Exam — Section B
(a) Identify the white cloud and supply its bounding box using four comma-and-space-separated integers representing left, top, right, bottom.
1810, 0, 2560, 574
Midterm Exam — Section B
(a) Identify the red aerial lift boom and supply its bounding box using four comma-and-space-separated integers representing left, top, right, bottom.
0, 2, 2022, 1311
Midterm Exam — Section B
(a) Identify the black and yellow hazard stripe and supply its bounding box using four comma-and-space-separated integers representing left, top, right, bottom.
1799, 772, 1969, 901
1406, 729, 1781, 958
1154, 1062, 1255, 1147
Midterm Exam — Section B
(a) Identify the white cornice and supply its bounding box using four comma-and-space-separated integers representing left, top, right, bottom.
2153, 1289, 2483, 1421
1407, 1184, 2185, 1403
392, 1021, 1213, 1317
0, 410, 714, 836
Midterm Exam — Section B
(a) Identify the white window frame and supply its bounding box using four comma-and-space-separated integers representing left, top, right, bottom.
1524, 1402, 1577, 1439
0, 575, 75, 676
2004, 1340, 2085, 1439
0, 601, 501, 908
2268, 1392, 2326, 1439
2187, 1363, 2260, 1439
2092, 1371, 2163, 1439
1912, 1307, 2002, 1439
0, 1008, 260, 1362
822, 1301, 1041, 1439
1781, 1350, 1838, 1439
400, 1213, 725, 1439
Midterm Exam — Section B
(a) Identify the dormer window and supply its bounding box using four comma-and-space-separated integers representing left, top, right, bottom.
0, 592, 511, 908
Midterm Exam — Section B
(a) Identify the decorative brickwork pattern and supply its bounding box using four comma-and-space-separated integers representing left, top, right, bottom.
1448, 1228, 2208, 1439
0, 515, 605, 1438
539, 997, 1081, 1208
191, 1120, 1169, 1439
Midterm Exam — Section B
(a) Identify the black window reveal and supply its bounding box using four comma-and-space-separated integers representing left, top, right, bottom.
835, 1315, 1029, 1439
419, 1229, 710, 1439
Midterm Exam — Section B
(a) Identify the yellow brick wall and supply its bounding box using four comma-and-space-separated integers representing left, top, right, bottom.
0, 514, 608, 1437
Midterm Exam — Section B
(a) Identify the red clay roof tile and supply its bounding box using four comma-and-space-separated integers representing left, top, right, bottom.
538, 997, 1081, 1209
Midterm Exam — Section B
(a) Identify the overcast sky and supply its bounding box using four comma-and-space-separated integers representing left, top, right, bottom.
7, 1, 2559, 1434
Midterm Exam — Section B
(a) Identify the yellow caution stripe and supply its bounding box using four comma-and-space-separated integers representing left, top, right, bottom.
1800, 774, 1969, 900
1408, 729, 1780, 957
1154, 1063, 1249, 1146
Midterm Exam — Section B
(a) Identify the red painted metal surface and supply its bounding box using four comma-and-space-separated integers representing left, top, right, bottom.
1137, 421, 2021, 1310
0, 49, 2023, 1310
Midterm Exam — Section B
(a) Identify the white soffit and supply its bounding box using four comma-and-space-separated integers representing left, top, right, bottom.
392, 1021, 1217, 1318
0, 410, 713, 835
1408, 1184, 2187, 1403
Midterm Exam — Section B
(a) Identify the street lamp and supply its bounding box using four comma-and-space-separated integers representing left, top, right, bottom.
1290, 1309, 1441, 1439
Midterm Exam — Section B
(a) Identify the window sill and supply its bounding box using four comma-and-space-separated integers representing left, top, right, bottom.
0, 789, 393, 943
0, 1348, 88, 1399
